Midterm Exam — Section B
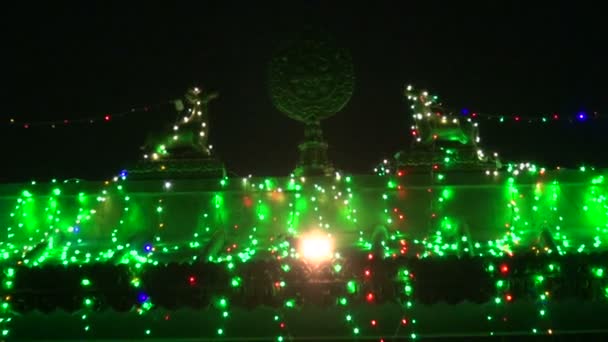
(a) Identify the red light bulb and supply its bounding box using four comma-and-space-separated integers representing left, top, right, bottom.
500, 264, 509, 274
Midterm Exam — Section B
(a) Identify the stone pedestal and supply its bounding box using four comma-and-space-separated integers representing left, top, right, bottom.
294, 122, 334, 176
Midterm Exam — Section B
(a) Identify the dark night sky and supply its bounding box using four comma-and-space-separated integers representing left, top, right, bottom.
1, 1, 606, 182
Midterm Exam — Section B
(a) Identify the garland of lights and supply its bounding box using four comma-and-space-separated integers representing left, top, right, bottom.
1, 85, 608, 340
4, 101, 173, 129
1, 165, 607, 339
143, 87, 217, 161
455, 109, 600, 123
4, 254, 608, 305
4, 89, 600, 129
404, 84, 502, 166
405, 84, 479, 146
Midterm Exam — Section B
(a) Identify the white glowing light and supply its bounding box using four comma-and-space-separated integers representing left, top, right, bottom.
299, 233, 333, 262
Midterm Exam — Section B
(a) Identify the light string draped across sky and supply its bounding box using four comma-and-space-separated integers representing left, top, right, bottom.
454, 108, 600, 124
1, 96, 602, 129
2, 100, 178, 128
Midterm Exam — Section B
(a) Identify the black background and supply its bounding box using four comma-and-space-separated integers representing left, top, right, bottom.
1, 1, 606, 181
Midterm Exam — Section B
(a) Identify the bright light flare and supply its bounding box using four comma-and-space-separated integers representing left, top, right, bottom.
299, 233, 333, 262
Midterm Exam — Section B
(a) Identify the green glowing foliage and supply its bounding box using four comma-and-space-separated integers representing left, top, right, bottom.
256, 203, 270, 221
1, 162, 608, 340
213, 194, 224, 209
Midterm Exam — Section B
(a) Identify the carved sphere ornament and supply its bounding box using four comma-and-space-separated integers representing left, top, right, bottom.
269, 33, 355, 123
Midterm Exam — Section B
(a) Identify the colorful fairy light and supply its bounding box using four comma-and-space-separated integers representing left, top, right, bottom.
4, 102, 171, 128
143, 87, 218, 161
454, 109, 600, 123
1, 84, 607, 341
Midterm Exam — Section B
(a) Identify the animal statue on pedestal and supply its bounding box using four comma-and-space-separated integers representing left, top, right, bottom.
404, 85, 478, 147
144, 87, 219, 160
